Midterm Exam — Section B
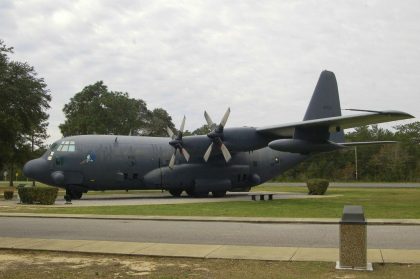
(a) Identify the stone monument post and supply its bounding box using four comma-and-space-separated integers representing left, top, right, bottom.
336, 205, 372, 271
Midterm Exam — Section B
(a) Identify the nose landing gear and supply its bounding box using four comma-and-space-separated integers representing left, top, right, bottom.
64, 187, 85, 204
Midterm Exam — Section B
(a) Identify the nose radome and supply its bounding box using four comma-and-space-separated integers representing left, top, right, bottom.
23, 158, 48, 180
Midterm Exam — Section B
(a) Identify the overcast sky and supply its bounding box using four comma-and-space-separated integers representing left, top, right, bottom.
1, 0, 418, 143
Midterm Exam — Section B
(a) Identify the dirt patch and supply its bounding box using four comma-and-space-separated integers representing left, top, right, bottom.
1, 249, 420, 278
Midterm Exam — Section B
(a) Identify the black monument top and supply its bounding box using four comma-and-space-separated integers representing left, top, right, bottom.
340, 205, 366, 224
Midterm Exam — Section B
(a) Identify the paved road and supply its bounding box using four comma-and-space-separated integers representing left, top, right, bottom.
267, 182, 420, 188
1, 217, 419, 249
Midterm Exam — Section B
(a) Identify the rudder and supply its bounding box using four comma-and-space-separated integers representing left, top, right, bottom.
295, 70, 344, 142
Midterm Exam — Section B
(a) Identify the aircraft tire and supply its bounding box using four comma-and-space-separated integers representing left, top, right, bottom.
185, 189, 195, 197
212, 190, 226, 198
185, 188, 209, 198
193, 191, 209, 198
169, 189, 183, 197
71, 191, 83, 200
66, 187, 83, 200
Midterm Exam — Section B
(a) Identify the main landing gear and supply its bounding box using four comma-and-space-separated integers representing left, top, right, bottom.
168, 189, 183, 197
168, 189, 227, 198
64, 187, 84, 203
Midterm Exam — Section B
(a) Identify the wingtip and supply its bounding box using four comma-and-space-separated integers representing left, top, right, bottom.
381, 110, 415, 119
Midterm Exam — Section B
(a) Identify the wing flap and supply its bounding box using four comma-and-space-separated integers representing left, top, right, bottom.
257, 110, 414, 138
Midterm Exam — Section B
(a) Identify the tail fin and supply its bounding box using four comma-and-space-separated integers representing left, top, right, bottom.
294, 70, 344, 142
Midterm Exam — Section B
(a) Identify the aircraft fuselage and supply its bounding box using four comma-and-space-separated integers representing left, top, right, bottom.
24, 134, 307, 195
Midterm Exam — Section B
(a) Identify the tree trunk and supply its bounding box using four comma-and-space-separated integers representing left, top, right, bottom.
9, 164, 14, 187
32, 133, 35, 187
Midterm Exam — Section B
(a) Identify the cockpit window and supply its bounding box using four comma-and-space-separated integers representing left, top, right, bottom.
50, 142, 58, 151
55, 141, 76, 152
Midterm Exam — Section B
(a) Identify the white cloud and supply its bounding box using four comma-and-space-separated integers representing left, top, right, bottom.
1, 0, 418, 142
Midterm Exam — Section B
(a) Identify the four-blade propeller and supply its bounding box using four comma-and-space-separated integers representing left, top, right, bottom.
167, 108, 233, 169
167, 116, 190, 169
203, 108, 232, 163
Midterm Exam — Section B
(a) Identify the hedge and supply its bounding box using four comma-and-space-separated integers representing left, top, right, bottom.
4, 190, 14, 200
18, 187, 58, 205
306, 179, 329, 195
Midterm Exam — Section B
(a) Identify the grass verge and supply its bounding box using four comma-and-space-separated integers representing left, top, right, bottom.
2, 185, 420, 219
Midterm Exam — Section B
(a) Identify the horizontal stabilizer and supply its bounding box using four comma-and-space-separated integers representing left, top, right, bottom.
338, 141, 397, 147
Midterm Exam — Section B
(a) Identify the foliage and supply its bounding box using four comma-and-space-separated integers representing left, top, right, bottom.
3, 190, 14, 200
59, 81, 175, 137
277, 123, 420, 182
306, 179, 329, 195
18, 186, 58, 205
192, 124, 212, 135
145, 108, 176, 137
0, 40, 51, 185
184, 124, 213, 136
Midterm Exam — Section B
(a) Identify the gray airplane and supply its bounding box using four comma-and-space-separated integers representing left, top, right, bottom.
23, 71, 414, 201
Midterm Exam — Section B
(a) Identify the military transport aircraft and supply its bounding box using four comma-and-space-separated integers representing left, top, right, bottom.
23, 71, 414, 201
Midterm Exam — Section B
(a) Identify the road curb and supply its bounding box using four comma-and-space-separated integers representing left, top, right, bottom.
1, 213, 420, 225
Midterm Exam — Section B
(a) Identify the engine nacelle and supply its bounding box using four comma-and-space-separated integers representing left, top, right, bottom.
268, 139, 344, 154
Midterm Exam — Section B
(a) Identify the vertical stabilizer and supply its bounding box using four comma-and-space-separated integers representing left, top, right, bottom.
304, 70, 341, 120
295, 70, 344, 142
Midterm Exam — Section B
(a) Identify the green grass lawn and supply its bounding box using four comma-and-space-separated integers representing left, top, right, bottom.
2, 184, 420, 219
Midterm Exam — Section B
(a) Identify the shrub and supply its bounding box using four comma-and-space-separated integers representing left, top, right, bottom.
306, 179, 329, 195
18, 187, 36, 204
4, 190, 14, 200
36, 187, 59, 205
18, 187, 58, 205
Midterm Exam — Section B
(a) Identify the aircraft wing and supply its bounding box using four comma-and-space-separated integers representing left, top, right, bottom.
256, 110, 414, 138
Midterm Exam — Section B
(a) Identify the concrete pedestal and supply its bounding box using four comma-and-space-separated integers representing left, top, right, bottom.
336, 205, 372, 271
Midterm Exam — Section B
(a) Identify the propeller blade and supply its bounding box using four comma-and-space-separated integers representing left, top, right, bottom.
181, 148, 190, 162
167, 127, 175, 139
220, 107, 231, 128
204, 111, 216, 129
220, 143, 232, 162
203, 142, 214, 162
179, 116, 186, 133
169, 152, 176, 169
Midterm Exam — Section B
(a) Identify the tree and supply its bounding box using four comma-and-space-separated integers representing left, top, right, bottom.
145, 108, 176, 137
0, 40, 51, 185
394, 122, 420, 181
59, 81, 150, 136
59, 81, 175, 137
276, 123, 419, 182
192, 124, 212, 135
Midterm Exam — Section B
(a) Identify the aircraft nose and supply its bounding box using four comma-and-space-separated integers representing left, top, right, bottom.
23, 158, 49, 180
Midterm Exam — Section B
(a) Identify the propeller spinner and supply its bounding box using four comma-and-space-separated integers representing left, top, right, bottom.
167, 116, 190, 169
203, 108, 232, 163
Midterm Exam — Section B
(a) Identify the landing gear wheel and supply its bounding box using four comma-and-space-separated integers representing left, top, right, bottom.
185, 189, 208, 198
64, 194, 72, 203
186, 189, 195, 197
169, 189, 183, 197
193, 191, 209, 198
65, 187, 83, 203
212, 190, 227, 198
71, 191, 83, 200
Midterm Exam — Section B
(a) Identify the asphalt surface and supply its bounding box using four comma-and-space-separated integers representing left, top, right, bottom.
1, 217, 420, 249
268, 182, 420, 188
